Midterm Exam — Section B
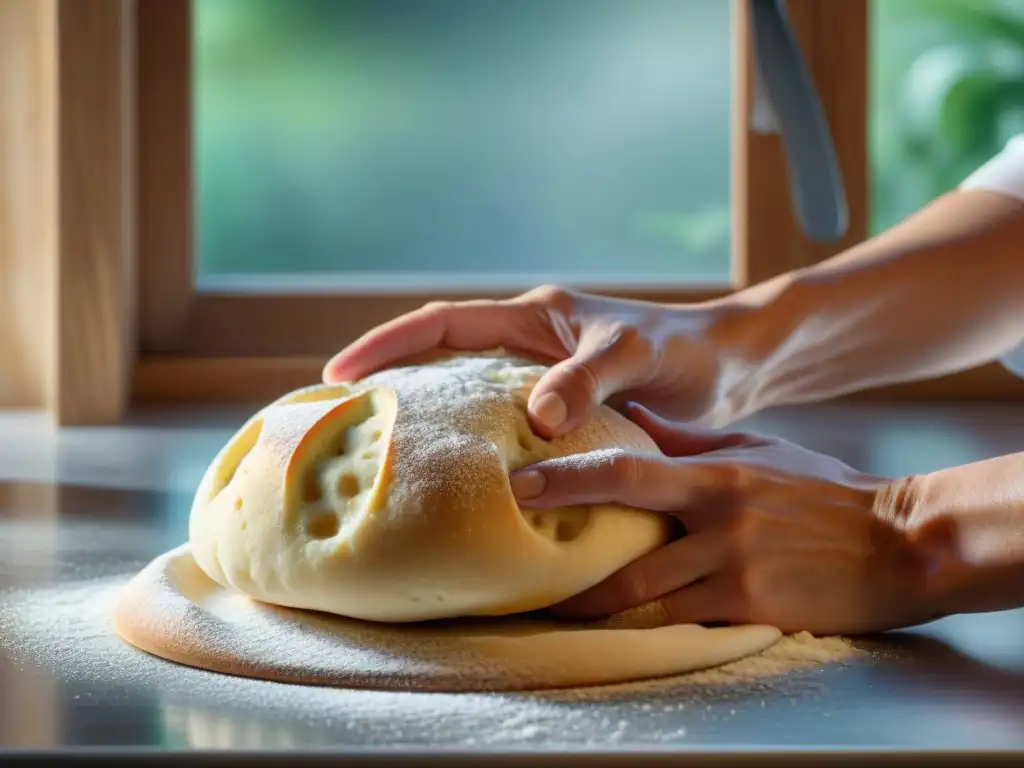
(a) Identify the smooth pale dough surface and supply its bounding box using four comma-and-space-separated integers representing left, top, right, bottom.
189, 352, 684, 622
114, 545, 783, 692
115, 351, 782, 690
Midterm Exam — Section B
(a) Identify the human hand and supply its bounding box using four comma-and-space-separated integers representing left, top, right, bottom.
324, 286, 750, 438
510, 403, 933, 635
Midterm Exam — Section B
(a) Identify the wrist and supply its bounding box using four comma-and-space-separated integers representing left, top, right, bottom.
700, 271, 815, 419
872, 474, 955, 625
897, 463, 1024, 618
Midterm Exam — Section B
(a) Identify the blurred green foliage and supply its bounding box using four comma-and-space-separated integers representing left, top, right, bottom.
870, 0, 1024, 233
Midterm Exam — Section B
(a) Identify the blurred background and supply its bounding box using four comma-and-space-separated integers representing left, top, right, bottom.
193, 0, 1024, 287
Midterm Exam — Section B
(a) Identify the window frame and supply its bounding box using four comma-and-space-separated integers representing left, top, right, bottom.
133, 0, 875, 398
4, 0, 1021, 425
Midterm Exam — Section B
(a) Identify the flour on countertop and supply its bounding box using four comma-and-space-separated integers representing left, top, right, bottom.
0, 575, 868, 749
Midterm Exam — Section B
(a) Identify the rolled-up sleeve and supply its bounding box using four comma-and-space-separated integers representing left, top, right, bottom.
958, 135, 1024, 378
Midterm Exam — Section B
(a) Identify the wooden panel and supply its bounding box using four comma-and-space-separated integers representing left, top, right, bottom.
52, 0, 136, 425
134, 354, 1024, 406
733, 0, 869, 286
0, 0, 57, 408
136, 0, 193, 351
135, 355, 325, 403
849, 363, 1024, 402
166, 287, 727, 357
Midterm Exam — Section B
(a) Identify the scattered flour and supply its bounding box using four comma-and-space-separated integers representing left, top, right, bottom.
0, 575, 866, 750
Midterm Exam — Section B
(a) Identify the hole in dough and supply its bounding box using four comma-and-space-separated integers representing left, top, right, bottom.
336, 472, 360, 499
555, 513, 589, 542
302, 472, 322, 504
517, 430, 533, 452
283, 390, 394, 537
525, 506, 591, 543
306, 512, 341, 540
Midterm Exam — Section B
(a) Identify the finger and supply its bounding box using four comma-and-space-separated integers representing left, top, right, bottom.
510, 449, 723, 514
655, 577, 735, 626
322, 300, 564, 383
548, 532, 724, 620
527, 326, 654, 439
624, 402, 751, 457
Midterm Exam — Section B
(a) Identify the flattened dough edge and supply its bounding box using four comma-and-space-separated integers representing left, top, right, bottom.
114, 545, 782, 693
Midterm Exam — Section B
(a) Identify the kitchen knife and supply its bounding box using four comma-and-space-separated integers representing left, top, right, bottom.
747, 0, 849, 242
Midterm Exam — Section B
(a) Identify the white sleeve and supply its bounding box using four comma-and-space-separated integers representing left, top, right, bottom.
958, 134, 1024, 378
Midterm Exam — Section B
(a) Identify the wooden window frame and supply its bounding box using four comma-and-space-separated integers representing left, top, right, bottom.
133, 0, 873, 399
3, 0, 1021, 426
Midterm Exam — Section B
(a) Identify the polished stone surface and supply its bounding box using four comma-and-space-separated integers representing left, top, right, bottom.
1, 403, 1023, 760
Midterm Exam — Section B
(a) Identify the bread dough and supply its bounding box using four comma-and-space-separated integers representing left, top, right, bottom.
189, 352, 678, 622
114, 544, 782, 692
115, 351, 783, 690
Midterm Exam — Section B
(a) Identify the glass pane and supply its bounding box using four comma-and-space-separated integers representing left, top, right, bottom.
870, 0, 1024, 235
193, 0, 733, 290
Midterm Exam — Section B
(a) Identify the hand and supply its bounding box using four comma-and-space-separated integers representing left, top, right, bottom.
324, 286, 749, 439
510, 403, 934, 635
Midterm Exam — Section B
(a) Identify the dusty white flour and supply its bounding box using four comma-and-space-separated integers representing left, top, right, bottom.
0, 575, 865, 749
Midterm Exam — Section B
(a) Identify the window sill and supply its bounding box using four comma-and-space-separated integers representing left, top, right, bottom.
133, 355, 1024, 406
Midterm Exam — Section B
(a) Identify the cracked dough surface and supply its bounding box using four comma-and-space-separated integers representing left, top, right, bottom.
115, 352, 781, 690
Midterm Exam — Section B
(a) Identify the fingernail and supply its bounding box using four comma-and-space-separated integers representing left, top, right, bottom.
510, 469, 546, 501
532, 392, 567, 432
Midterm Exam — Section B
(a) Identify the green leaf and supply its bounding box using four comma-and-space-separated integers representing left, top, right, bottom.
916, 0, 1024, 47
939, 71, 1006, 149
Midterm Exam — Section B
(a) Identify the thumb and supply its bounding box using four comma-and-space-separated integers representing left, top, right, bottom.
624, 402, 750, 457
527, 326, 652, 439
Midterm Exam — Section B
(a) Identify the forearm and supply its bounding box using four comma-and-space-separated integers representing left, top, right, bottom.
890, 453, 1024, 617
710, 190, 1024, 416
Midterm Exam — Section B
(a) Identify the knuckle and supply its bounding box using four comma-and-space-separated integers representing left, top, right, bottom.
606, 324, 650, 357
713, 461, 747, 490
730, 507, 763, 551
720, 515, 769, 621
607, 449, 643, 488
730, 570, 757, 621
725, 430, 759, 447
420, 299, 455, 316
525, 284, 576, 312
658, 595, 687, 626
558, 358, 602, 402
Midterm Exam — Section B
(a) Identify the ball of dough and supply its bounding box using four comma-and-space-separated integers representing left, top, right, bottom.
188, 352, 673, 623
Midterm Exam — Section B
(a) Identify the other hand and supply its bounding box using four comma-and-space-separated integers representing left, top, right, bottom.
324, 286, 749, 438
510, 403, 933, 635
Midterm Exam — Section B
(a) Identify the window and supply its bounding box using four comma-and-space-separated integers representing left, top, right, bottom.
136, 0, 868, 379
194, 0, 735, 289
31, 1, 1024, 423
